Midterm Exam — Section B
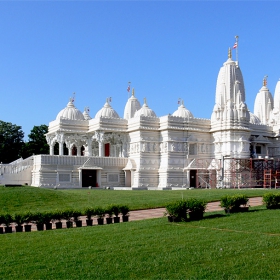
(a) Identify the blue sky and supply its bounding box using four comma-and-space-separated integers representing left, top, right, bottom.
0, 1, 280, 140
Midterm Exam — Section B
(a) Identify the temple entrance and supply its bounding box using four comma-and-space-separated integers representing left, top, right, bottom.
190, 170, 197, 188
82, 169, 97, 188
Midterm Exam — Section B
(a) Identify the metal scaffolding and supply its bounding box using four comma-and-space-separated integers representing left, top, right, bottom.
186, 157, 280, 189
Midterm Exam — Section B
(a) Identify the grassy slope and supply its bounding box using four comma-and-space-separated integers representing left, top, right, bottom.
0, 186, 274, 213
1, 208, 280, 279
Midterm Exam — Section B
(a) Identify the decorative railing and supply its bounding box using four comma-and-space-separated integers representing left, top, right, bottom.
0, 156, 34, 174
33, 155, 128, 168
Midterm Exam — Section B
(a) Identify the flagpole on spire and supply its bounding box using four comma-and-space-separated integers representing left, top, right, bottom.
234, 35, 239, 65
127, 82, 131, 98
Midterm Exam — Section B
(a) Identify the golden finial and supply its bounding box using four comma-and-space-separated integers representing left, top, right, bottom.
263, 75, 268, 87
132, 88, 135, 96
228, 47, 232, 59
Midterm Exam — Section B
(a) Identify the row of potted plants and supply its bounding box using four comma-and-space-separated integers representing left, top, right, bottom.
165, 198, 207, 222
0, 204, 130, 234
165, 194, 251, 223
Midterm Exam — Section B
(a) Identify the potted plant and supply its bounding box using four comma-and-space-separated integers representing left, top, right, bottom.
111, 205, 121, 223
165, 200, 187, 222
263, 193, 280, 209
72, 210, 82, 227
84, 207, 95, 226
45, 211, 55, 230
62, 209, 74, 228
119, 205, 130, 222
22, 211, 33, 232
13, 213, 25, 232
105, 205, 114, 224
95, 207, 105, 225
52, 209, 63, 229
220, 194, 249, 214
3, 213, 13, 233
186, 198, 206, 221
33, 212, 45, 231
0, 214, 4, 234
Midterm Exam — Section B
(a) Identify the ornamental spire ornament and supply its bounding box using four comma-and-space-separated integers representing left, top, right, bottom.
263, 75, 268, 87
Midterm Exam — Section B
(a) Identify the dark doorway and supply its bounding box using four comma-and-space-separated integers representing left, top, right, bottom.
82, 169, 97, 188
105, 143, 110, 157
190, 170, 197, 188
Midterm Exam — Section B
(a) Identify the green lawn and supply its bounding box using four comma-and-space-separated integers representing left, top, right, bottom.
0, 186, 275, 214
1, 207, 280, 279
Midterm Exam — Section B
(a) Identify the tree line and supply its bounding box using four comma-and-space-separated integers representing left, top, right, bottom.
0, 120, 49, 164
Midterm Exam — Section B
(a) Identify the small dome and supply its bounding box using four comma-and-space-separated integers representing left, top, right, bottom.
123, 89, 141, 120
83, 107, 91, 120
134, 98, 156, 118
172, 102, 193, 118
56, 99, 85, 121
95, 99, 120, 119
249, 111, 261, 124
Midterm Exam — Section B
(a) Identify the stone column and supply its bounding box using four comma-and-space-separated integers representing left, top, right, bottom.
77, 145, 82, 156
95, 131, 104, 157
56, 133, 65, 156
49, 145, 54, 156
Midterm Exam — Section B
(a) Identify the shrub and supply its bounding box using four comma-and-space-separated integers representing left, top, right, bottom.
2, 213, 13, 227
52, 209, 64, 222
22, 211, 33, 224
84, 207, 95, 220
220, 194, 249, 212
165, 200, 187, 222
72, 210, 82, 222
0, 213, 5, 226
111, 205, 121, 217
263, 193, 280, 209
105, 205, 114, 218
62, 209, 74, 222
32, 212, 45, 225
95, 207, 106, 219
186, 198, 207, 213
119, 205, 130, 216
13, 213, 25, 226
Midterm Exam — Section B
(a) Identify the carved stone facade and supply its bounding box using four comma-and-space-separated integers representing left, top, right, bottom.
1, 50, 280, 189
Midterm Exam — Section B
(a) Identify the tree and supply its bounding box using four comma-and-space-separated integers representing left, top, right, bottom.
0, 120, 24, 163
22, 125, 49, 157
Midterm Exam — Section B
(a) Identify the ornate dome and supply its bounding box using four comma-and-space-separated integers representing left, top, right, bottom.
249, 111, 261, 125
56, 99, 85, 121
95, 99, 120, 119
274, 80, 280, 111
123, 89, 141, 120
134, 98, 157, 118
83, 107, 91, 120
172, 101, 193, 118
253, 77, 273, 125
